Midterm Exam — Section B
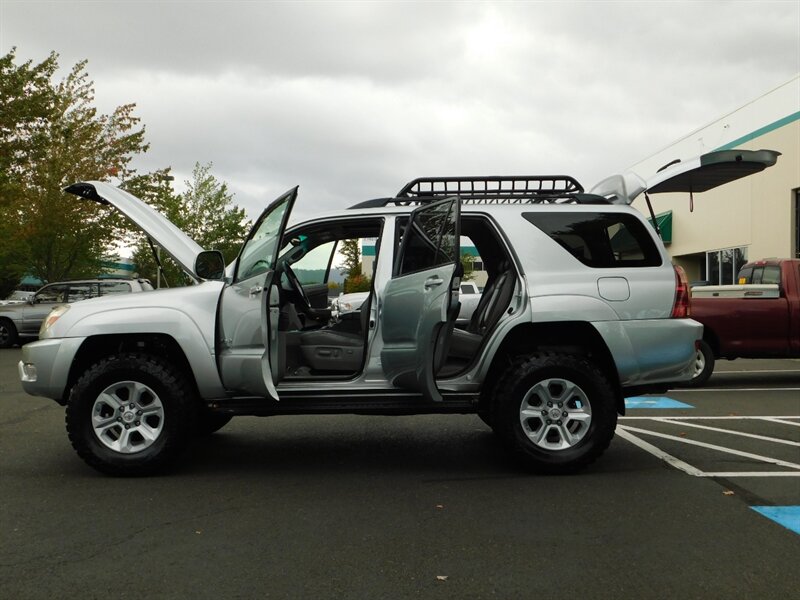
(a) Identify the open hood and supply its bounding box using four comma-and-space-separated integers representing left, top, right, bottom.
590, 149, 781, 205
64, 181, 204, 277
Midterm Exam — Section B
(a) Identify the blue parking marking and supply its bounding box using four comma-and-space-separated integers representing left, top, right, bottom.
624, 396, 694, 409
751, 506, 800, 535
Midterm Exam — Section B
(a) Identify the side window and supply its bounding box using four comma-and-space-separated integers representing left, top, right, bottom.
762, 266, 781, 285
67, 283, 100, 303
35, 284, 67, 303
235, 192, 294, 283
396, 199, 457, 276
523, 212, 662, 268
100, 281, 132, 295
288, 241, 336, 284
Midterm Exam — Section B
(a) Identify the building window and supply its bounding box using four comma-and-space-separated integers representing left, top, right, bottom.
473, 260, 484, 271
703, 247, 747, 285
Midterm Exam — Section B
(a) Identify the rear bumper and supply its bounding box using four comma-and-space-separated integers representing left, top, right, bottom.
19, 337, 86, 404
593, 318, 703, 388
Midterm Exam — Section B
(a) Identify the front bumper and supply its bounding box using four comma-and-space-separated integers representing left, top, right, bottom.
19, 337, 86, 403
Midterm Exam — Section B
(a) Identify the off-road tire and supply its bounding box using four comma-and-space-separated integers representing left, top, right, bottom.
492, 353, 618, 474
679, 340, 715, 388
0, 318, 18, 349
66, 353, 196, 476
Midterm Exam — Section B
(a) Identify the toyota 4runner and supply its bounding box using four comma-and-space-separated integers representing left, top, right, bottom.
18, 149, 779, 475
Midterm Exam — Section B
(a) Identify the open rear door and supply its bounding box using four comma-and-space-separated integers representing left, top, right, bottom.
380, 197, 460, 402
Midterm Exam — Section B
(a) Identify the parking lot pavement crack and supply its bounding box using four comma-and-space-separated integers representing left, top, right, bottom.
0, 503, 258, 569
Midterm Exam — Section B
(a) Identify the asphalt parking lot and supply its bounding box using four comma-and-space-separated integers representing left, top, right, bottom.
1, 347, 798, 599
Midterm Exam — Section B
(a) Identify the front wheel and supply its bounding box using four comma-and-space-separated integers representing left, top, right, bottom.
66, 353, 197, 476
0, 318, 18, 348
492, 353, 618, 474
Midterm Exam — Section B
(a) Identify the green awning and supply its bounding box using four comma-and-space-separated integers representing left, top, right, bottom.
648, 210, 672, 244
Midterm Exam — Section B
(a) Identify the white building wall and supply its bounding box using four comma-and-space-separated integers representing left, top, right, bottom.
629, 75, 800, 281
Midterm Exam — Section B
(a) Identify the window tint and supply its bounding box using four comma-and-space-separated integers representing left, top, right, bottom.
100, 281, 132, 295
742, 265, 782, 285
67, 283, 99, 302
35, 285, 67, 303
236, 193, 293, 282
397, 199, 457, 276
289, 240, 336, 285
523, 212, 662, 268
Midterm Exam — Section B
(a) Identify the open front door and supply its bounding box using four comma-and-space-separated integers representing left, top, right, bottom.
381, 197, 460, 402
218, 187, 297, 399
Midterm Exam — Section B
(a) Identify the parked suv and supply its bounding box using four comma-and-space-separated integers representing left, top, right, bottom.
18, 149, 778, 475
0, 278, 153, 348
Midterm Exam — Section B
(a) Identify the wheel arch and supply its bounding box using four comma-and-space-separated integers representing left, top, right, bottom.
481, 321, 624, 415
64, 333, 210, 406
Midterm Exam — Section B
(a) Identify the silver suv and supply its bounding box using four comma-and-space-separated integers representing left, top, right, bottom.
0, 278, 153, 348
18, 149, 778, 476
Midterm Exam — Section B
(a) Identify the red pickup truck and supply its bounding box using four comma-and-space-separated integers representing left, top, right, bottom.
686, 258, 800, 386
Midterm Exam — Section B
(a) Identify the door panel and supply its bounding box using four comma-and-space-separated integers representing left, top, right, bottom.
218, 187, 297, 398
381, 197, 460, 401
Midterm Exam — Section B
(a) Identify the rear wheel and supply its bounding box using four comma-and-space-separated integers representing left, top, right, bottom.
492, 353, 618, 474
681, 340, 715, 388
66, 353, 196, 476
0, 318, 18, 348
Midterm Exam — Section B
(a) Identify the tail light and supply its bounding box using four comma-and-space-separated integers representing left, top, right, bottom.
672, 265, 691, 318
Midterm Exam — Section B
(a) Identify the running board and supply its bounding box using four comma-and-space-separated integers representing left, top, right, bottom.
207, 390, 479, 416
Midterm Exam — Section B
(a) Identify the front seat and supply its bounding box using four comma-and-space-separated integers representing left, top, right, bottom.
297, 296, 370, 371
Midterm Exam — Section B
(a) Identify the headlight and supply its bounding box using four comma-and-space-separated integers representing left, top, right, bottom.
40, 305, 69, 335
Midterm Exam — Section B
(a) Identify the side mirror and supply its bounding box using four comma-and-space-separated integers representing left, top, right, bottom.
195, 250, 226, 281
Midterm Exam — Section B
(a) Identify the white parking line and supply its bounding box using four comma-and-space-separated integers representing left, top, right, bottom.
700, 472, 800, 478
760, 418, 800, 427
618, 425, 800, 470
614, 428, 704, 477
673, 387, 800, 392
621, 416, 800, 420
713, 369, 800, 374
657, 418, 800, 446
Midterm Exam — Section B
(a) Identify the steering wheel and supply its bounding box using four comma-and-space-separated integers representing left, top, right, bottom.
283, 265, 313, 312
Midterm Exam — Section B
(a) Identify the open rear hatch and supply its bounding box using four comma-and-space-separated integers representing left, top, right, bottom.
591, 149, 781, 205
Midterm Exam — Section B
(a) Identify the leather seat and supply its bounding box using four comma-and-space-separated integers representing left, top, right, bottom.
297, 297, 370, 371
448, 263, 515, 360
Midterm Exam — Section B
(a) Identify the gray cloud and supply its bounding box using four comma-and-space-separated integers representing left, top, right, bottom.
2, 1, 798, 226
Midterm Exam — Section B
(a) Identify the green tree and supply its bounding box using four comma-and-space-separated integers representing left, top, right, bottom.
338, 239, 371, 293
460, 252, 475, 281
0, 49, 148, 290
131, 163, 250, 286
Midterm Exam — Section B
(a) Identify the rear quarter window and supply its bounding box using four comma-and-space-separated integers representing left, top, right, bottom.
522, 212, 662, 268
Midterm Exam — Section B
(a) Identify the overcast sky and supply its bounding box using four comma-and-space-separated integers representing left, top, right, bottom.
2, 1, 799, 225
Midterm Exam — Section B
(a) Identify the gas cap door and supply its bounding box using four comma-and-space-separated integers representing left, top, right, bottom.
598, 277, 630, 301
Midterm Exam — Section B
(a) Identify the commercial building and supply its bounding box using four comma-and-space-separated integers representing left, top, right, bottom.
630, 76, 799, 284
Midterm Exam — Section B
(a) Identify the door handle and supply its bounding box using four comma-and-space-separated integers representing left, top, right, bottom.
424, 276, 443, 288
249, 285, 263, 296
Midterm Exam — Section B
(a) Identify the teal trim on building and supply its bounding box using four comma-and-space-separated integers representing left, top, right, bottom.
362, 246, 376, 257
715, 111, 800, 151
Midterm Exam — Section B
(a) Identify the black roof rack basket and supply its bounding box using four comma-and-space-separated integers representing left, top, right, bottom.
397, 175, 584, 203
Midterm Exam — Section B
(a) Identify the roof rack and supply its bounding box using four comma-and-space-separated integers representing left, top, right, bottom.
347, 176, 612, 209
399, 175, 583, 201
